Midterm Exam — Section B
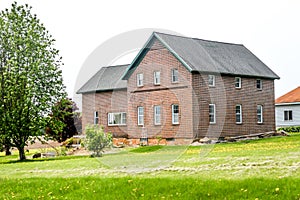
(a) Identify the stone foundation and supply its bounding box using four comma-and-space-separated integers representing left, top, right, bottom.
113, 138, 192, 147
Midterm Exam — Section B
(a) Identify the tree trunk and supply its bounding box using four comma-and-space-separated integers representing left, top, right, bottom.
17, 146, 26, 160
5, 144, 11, 156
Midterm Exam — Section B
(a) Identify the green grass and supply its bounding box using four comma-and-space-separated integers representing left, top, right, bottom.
129, 145, 164, 153
0, 134, 300, 199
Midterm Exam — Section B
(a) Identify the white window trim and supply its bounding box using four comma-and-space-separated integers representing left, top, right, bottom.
108, 112, 126, 126
284, 110, 293, 121
171, 69, 179, 83
138, 107, 144, 126
94, 111, 99, 125
235, 77, 242, 89
209, 104, 216, 124
208, 75, 215, 87
256, 79, 262, 90
172, 104, 179, 124
154, 105, 161, 125
154, 71, 161, 85
257, 105, 263, 124
137, 73, 143, 87
236, 104, 242, 124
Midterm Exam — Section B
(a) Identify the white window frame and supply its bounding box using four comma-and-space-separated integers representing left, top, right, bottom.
235, 104, 242, 124
209, 104, 216, 124
284, 110, 293, 121
171, 69, 178, 83
235, 77, 242, 89
154, 71, 160, 85
108, 112, 126, 126
257, 105, 263, 124
94, 111, 99, 125
137, 73, 143, 87
154, 105, 161, 125
208, 75, 215, 87
137, 107, 144, 125
172, 104, 179, 124
256, 79, 262, 90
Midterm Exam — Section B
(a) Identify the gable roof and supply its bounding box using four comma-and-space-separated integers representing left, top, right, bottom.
122, 32, 280, 80
77, 64, 128, 94
275, 87, 300, 104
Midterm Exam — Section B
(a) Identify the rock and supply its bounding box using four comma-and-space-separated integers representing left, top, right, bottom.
199, 137, 211, 144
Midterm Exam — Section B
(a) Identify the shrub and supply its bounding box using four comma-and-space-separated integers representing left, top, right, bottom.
84, 125, 112, 157
278, 126, 300, 133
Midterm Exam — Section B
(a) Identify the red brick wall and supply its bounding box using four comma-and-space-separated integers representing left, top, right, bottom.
81, 90, 128, 137
127, 38, 194, 139
192, 73, 276, 137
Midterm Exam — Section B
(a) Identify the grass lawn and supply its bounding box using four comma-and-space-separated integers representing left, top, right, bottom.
0, 134, 300, 199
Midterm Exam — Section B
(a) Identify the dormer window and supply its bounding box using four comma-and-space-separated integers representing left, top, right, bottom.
137, 73, 143, 87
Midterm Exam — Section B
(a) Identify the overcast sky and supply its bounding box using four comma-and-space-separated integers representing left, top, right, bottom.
1, 0, 299, 105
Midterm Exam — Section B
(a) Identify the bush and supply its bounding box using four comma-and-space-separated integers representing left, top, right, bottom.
278, 126, 300, 133
84, 125, 112, 157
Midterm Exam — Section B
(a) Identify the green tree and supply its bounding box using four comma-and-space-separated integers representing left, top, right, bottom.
85, 125, 112, 157
46, 98, 79, 142
0, 2, 66, 160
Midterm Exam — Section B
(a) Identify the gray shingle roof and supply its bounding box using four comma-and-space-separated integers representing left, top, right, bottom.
77, 64, 128, 94
123, 32, 280, 79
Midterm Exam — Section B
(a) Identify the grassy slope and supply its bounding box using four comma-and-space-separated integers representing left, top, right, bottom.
0, 134, 300, 199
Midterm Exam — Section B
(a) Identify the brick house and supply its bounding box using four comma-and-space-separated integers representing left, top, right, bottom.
77, 32, 279, 144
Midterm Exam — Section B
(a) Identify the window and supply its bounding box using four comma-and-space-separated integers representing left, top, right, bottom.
235, 105, 242, 124
138, 107, 144, 125
137, 73, 143, 87
108, 112, 126, 126
154, 71, 160, 85
208, 75, 215, 87
171, 69, 178, 83
172, 104, 179, 124
256, 79, 262, 90
94, 111, 99, 124
284, 110, 293, 121
154, 105, 161, 125
235, 77, 241, 88
257, 105, 263, 123
209, 104, 216, 124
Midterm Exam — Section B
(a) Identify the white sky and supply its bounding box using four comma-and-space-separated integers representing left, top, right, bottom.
1, 0, 300, 105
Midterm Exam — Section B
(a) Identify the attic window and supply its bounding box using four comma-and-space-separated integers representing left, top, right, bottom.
256, 79, 262, 90
235, 77, 241, 89
137, 73, 143, 87
171, 69, 178, 83
208, 75, 215, 87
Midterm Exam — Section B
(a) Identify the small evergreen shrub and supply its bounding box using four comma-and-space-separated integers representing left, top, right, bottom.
278, 126, 300, 133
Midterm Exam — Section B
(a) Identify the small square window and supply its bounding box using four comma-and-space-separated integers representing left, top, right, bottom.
235, 77, 241, 88
208, 75, 215, 87
256, 79, 262, 90
284, 110, 293, 121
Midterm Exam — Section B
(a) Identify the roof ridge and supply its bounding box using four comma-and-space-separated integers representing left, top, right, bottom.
102, 64, 130, 69
154, 31, 243, 46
